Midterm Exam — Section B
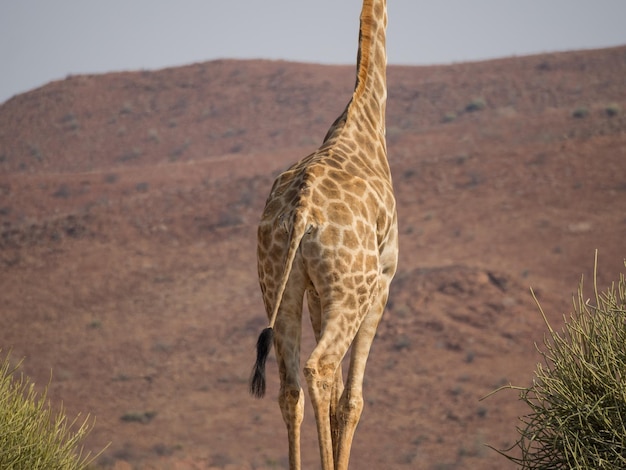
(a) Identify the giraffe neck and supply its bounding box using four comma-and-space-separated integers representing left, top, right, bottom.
326, 0, 387, 142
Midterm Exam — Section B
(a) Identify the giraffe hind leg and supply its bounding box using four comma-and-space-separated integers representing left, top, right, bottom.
274, 271, 307, 470
335, 275, 392, 470
303, 307, 367, 470
330, 365, 345, 464
307, 289, 345, 464
275, 346, 305, 470
334, 307, 380, 470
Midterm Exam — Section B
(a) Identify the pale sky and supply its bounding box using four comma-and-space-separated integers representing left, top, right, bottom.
1, 1, 626, 104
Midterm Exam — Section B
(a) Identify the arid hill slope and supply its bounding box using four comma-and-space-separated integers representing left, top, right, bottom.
1, 46, 625, 469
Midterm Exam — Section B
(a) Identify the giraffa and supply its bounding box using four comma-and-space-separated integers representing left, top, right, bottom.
249, 0, 397, 469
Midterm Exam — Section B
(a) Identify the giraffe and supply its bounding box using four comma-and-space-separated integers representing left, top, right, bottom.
249, 0, 397, 469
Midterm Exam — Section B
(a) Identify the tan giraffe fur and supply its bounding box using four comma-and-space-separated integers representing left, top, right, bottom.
250, 1, 397, 469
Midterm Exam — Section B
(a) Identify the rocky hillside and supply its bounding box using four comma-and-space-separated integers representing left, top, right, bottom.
0, 46, 625, 469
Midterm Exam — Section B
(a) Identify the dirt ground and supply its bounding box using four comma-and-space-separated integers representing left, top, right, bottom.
1, 45, 625, 469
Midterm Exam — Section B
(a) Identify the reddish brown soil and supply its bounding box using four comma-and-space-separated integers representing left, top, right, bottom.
1, 46, 625, 469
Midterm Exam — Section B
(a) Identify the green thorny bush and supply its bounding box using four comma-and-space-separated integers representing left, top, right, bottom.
0, 352, 106, 469
488, 253, 626, 469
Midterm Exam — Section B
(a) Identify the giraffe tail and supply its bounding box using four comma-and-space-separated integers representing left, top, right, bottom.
250, 327, 274, 398
249, 207, 309, 399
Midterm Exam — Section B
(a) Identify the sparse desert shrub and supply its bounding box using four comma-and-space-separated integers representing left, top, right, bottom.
392, 334, 411, 351
0, 352, 104, 469
53, 184, 72, 199
60, 113, 80, 131
465, 98, 486, 113
487, 253, 626, 468
147, 128, 160, 143
572, 106, 589, 119
28, 143, 43, 162
119, 102, 133, 115
135, 182, 149, 192
169, 139, 191, 160
605, 103, 621, 117
118, 147, 142, 163
442, 111, 457, 123
103, 173, 119, 184
120, 410, 157, 424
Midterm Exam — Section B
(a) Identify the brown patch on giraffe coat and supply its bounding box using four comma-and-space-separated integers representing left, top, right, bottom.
342, 293, 358, 311
325, 201, 354, 225
346, 178, 368, 197
334, 247, 354, 273
326, 159, 343, 170
319, 177, 342, 200
343, 227, 359, 250
319, 225, 341, 247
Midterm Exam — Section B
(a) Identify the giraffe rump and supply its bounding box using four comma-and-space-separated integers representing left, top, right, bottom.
251, 207, 309, 399
250, 327, 274, 398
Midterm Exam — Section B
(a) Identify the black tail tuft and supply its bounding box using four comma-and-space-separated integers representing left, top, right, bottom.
250, 327, 274, 398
